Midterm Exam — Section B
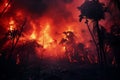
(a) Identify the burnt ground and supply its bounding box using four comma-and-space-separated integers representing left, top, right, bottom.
0, 58, 120, 80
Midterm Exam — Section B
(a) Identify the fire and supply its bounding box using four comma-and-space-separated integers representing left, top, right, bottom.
41, 24, 53, 48
5, 2, 11, 7
62, 46, 66, 52
0, 0, 102, 63
29, 21, 54, 49
30, 32, 36, 40
29, 21, 37, 40
0, 0, 11, 14
9, 18, 15, 31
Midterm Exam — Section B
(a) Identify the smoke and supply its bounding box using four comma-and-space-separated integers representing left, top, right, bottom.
9, 0, 76, 26
10, 0, 46, 16
8, 0, 75, 19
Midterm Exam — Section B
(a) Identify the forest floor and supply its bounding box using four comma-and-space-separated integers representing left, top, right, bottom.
0, 58, 120, 80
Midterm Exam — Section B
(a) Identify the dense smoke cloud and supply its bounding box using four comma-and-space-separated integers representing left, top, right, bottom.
10, 0, 74, 18
10, 0, 46, 16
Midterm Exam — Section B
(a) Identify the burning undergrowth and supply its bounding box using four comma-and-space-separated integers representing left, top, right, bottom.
0, 0, 120, 64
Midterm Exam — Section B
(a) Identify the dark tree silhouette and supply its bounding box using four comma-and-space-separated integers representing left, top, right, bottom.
110, 24, 120, 67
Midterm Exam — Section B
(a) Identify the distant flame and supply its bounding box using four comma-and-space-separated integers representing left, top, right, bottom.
30, 32, 36, 39
5, 2, 11, 7
29, 22, 54, 48
29, 21, 37, 40
62, 46, 66, 51
41, 24, 53, 48
9, 18, 15, 31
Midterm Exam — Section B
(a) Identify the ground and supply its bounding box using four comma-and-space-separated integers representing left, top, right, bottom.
0, 58, 120, 80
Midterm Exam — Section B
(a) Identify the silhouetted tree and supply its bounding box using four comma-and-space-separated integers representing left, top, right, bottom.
110, 24, 120, 67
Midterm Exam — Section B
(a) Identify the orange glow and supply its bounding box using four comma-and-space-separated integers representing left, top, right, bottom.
30, 32, 36, 39
0, 0, 10, 13
41, 24, 53, 48
0, 0, 99, 62
29, 21, 37, 40
67, 25, 74, 32
5, 2, 11, 7
9, 18, 15, 31
62, 46, 66, 51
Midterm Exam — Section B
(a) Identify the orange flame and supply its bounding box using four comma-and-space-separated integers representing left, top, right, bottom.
5, 2, 11, 7
9, 18, 15, 31
40, 24, 53, 48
